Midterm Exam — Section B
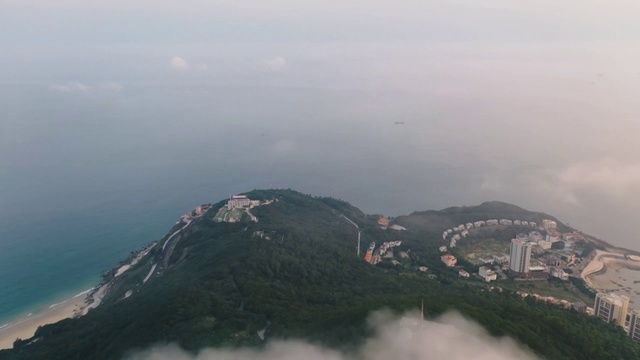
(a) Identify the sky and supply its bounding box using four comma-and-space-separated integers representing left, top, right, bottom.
2, 0, 640, 252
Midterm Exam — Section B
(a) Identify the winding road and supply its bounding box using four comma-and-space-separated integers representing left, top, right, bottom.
144, 220, 192, 283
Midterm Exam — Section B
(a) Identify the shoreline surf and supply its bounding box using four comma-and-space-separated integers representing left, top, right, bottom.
0, 288, 92, 350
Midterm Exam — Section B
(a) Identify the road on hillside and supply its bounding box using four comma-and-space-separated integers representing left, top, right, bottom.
144, 220, 192, 283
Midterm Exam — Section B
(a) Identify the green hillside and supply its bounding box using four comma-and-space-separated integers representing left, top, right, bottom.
1, 190, 638, 360
395, 201, 571, 235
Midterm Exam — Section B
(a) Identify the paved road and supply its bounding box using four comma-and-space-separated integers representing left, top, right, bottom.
145, 220, 192, 283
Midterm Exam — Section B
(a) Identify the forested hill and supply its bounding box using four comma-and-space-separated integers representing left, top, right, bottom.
394, 200, 571, 235
1, 190, 638, 360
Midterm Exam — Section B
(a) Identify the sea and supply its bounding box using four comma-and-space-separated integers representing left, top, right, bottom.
1, 82, 639, 329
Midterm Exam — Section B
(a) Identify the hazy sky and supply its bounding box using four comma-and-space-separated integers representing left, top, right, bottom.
2, 1, 640, 249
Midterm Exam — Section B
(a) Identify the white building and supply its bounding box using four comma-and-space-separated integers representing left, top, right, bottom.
513, 220, 522, 226
538, 240, 552, 250
486, 219, 499, 226
529, 231, 543, 242
499, 219, 513, 226
461, 230, 469, 238
509, 238, 532, 274
549, 266, 569, 280
546, 234, 560, 243
227, 195, 251, 209
542, 219, 557, 230
479, 266, 497, 282
439, 246, 448, 253
466, 223, 474, 229
594, 292, 630, 326
628, 310, 640, 343
474, 221, 485, 228
389, 224, 407, 231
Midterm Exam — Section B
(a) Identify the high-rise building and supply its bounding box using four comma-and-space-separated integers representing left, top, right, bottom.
594, 292, 630, 326
509, 238, 532, 274
629, 310, 640, 343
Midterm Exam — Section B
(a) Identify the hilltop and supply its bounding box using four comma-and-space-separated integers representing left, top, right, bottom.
394, 201, 571, 234
1, 190, 638, 360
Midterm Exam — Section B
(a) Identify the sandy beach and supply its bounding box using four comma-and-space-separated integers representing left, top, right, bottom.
0, 294, 87, 350
0, 243, 154, 350
581, 250, 640, 306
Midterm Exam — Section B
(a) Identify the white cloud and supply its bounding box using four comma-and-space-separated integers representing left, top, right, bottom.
48, 81, 124, 94
198, 63, 209, 71
170, 56, 190, 70
262, 56, 287, 72
48, 82, 91, 94
125, 311, 538, 360
99, 82, 123, 92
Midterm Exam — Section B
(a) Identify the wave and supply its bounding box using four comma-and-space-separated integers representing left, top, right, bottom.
0, 323, 12, 330
73, 288, 94, 298
48, 300, 68, 309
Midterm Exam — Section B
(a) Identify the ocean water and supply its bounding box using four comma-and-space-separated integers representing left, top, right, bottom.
1, 82, 638, 328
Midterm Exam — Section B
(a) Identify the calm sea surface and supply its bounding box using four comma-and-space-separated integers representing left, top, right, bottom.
0, 84, 636, 325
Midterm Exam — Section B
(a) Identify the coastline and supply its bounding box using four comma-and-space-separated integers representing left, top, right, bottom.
0, 241, 157, 350
0, 289, 90, 350
580, 250, 625, 287
581, 250, 640, 303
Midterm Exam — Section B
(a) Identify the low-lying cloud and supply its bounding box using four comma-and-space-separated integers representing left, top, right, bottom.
262, 56, 287, 72
48, 82, 91, 93
48, 81, 123, 94
125, 311, 538, 360
170, 56, 190, 70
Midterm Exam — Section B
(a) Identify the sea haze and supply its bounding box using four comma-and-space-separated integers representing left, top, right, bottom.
2, 0, 640, 326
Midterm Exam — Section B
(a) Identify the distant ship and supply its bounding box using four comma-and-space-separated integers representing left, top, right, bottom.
394, 121, 405, 125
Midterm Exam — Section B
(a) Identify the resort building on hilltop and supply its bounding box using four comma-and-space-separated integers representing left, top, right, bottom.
594, 292, 630, 326
227, 195, 252, 209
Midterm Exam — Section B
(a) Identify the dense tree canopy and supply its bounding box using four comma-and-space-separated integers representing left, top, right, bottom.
1, 190, 638, 360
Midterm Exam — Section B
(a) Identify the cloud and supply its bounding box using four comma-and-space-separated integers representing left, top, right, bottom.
48, 82, 124, 94
48, 82, 91, 94
198, 63, 209, 71
99, 82, 123, 92
557, 158, 640, 198
125, 311, 538, 360
170, 56, 190, 70
262, 56, 287, 72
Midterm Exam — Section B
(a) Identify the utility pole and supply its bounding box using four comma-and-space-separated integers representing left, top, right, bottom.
357, 231, 361, 257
